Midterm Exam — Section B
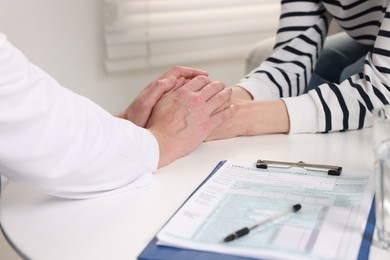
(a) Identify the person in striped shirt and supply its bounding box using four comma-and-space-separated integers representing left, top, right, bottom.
207, 0, 390, 140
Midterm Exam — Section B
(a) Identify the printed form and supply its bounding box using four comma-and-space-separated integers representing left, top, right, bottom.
157, 160, 374, 260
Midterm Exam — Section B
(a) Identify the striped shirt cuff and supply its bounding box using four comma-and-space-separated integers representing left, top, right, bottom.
237, 78, 276, 100
282, 95, 319, 134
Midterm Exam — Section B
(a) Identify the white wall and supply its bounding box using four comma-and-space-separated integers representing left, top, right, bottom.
0, 0, 249, 114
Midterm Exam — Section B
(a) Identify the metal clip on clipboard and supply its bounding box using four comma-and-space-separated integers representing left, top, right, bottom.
256, 159, 342, 176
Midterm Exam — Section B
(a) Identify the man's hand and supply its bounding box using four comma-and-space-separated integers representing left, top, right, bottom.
146, 76, 239, 168
117, 66, 208, 127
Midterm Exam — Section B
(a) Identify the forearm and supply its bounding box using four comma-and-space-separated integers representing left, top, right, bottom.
234, 99, 290, 135
231, 86, 290, 134
207, 99, 289, 141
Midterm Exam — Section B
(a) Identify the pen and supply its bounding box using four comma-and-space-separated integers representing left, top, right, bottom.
222, 204, 302, 243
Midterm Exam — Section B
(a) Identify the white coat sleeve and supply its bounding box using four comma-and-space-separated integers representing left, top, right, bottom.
0, 33, 159, 199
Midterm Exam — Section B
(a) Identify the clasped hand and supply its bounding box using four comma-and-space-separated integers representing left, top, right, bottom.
117, 66, 239, 167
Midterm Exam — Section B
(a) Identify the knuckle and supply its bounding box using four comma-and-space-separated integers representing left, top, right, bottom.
154, 79, 167, 87
151, 78, 173, 93
188, 93, 203, 105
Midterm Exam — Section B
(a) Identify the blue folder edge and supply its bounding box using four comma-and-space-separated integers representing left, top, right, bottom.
138, 161, 376, 260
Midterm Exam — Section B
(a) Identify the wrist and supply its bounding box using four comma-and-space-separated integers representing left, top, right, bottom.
234, 100, 290, 136
147, 129, 172, 168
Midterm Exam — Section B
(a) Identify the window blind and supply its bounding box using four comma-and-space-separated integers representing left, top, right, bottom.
103, 0, 281, 73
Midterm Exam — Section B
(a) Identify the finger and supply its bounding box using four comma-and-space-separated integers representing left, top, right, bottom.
198, 80, 225, 101
209, 103, 239, 129
204, 88, 233, 115
129, 76, 177, 126
164, 77, 186, 96
149, 76, 177, 94
211, 97, 232, 115
183, 75, 211, 92
144, 76, 178, 104
172, 77, 186, 92
158, 66, 208, 80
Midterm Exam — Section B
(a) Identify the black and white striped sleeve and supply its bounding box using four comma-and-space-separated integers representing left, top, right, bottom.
284, 2, 390, 134
238, 0, 390, 134
238, 0, 331, 100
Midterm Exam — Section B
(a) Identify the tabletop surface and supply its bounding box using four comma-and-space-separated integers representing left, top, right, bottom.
1, 128, 390, 259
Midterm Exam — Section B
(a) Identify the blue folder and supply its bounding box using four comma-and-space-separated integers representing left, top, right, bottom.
138, 161, 376, 260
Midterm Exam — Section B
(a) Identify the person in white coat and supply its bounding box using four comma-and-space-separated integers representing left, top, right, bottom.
0, 32, 238, 199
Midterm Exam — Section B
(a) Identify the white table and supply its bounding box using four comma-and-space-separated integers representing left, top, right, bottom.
1, 129, 390, 259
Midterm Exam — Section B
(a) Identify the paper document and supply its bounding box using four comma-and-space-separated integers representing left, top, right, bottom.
157, 160, 374, 260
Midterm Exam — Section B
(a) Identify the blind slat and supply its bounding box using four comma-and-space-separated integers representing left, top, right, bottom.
106, 32, 272, 59
120, 0, 277, 14
103, 0, 280, 72
105, 16, 279, 44
105, 45, 256, 73
105, 4, 279, 31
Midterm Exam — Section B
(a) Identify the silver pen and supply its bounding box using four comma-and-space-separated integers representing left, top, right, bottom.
222, 204, 302, 243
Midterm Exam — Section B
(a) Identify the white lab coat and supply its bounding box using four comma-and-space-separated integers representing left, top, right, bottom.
0, 33, 159, 199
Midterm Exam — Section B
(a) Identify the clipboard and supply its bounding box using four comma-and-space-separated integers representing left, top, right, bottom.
256, 159, 342, 176
138, 160, 375, 260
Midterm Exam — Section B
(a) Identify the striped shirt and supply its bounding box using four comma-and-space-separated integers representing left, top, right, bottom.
238, 0, 390, 134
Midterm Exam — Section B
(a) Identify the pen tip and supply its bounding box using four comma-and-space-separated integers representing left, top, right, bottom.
223, 234, 235, 243
292, 204, 302, 212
